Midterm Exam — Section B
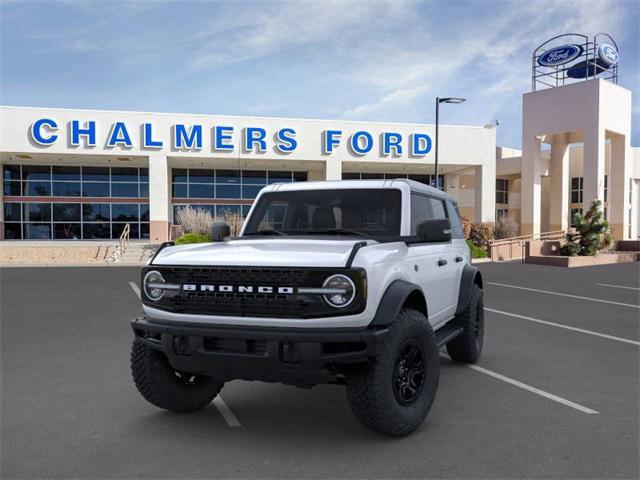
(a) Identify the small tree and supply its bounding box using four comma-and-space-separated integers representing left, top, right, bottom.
469, 222, 495, 251
560, 199, 613, 256
494, 216, 519, 240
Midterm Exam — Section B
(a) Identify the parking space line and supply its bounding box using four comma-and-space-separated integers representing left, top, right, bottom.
488, 282, 640, 309
486, 307, 640, 346
442, 355, 599, 415
129, 281, 141, 299
213, 397, 242, 427
596, 283, 640, 291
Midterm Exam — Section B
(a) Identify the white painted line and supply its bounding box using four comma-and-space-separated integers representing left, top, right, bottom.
213, 396, 242, 427
442, 355, 599, 415
488, 282, 640, 309
486, 307, 640, 347
596, 283, 640, 291
129, 281, 141, 299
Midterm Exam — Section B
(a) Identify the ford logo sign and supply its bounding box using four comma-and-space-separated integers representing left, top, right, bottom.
598, 43, 618, 66
538, 44, 583, 67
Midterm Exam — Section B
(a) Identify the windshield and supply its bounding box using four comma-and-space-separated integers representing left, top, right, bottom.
243, 188, 402, 237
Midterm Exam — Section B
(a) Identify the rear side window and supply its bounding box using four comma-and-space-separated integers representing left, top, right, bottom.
410, 194, 432, 234
446, 200, 464, 239
429, 197, 448, 220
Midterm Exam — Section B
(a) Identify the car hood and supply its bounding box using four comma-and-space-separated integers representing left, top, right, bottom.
151, 238, 367, 268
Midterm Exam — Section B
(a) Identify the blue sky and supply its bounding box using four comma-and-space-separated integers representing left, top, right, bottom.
1, 0, 638, 148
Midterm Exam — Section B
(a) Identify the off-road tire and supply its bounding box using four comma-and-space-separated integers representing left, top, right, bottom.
446, 283, 484, 363
131, 340, 224, 413
345, 309, 439, 436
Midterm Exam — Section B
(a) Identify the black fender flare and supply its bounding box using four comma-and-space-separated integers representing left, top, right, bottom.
455, 264, 483, 315
370, 279, 427, 326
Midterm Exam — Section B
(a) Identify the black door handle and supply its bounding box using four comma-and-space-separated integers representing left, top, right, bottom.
438, 259, 447, 266
455, 256, 463, 263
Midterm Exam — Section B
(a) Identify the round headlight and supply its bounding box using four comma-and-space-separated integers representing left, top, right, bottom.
143, 270, 166, 301
322, 274, 356, 308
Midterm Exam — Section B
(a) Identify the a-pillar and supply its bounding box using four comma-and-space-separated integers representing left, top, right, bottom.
324, 158, 342, 180
549, 134, 570, 232
474, 163, 495, 223
582, 126, 605, 212
609, 133, 631, 240
521, 135, 543, 236
148, 153, 170, 243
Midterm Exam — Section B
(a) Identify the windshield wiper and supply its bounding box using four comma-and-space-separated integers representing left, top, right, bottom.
244, 229, 287, 236
307, 228, 368, 237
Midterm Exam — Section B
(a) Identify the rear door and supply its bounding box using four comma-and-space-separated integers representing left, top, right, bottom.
406, 194, 458, 325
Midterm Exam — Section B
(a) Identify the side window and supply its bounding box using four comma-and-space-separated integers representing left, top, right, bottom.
410, 194, 432, 234
429, 197, 448, 220
446, 200, 464, 238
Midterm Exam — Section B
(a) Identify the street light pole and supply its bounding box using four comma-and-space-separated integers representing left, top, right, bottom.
434, 96, 466, 190
435, 97, 440, 190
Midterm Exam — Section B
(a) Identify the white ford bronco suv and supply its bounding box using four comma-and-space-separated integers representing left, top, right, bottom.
131, 179, 484, 436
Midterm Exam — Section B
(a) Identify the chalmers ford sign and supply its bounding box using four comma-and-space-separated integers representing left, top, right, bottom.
29, 118, 434, 157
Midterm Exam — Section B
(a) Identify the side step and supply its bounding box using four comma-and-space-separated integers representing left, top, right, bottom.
435, 324, 464, 348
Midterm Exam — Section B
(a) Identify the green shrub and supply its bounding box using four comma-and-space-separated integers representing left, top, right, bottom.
560, 199, 613, 256
461, 216, 471, 239
174, 233, 212, 245
466, 239, 487, 258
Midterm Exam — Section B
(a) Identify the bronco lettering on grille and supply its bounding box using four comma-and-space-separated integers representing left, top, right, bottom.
182, 284, 295, 294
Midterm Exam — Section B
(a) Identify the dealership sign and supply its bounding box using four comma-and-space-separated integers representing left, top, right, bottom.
537, 44, 583, 67
598, 43, 618, 66
29, 118, 433, 157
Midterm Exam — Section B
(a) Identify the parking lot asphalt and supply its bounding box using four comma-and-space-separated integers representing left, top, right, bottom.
1, 262, 639, 479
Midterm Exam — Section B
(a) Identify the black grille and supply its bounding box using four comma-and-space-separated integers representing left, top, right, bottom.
142, 266, 366, 319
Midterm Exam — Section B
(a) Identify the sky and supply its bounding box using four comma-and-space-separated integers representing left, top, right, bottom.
1, 0, 638, 148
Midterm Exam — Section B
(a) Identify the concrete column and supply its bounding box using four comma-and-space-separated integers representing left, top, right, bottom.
473, 163, 495, 223
324, 158, 342, 180
549, 135, 570, 232
148, 153, 170, 243
521, 135, 542, 236
609, 134, 631, 240
582, 126, 605, 211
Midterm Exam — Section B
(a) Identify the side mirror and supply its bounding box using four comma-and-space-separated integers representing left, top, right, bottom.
417, 219, 452, 243
211, 221, 231, 242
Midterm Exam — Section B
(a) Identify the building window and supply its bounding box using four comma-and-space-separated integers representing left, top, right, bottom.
571, 177, 583, 203
170, 169, 306, 222
2, 164, 150, 240
342, 172, 445, 189
604, 175, 608, 203
570, 208, 583, 228
496, 179, 508, 204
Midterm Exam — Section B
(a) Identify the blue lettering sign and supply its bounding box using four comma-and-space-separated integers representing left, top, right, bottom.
383, 132, 403, 156
71, 120, 96, 147
244, 127, 267, 152
30, 118, 58, 145
598, 44, 618, 66
214, 126, 234, 151
275, 128, 297, 153
323, 130, 342, 154
107, 122, 132, 148
173, 124, 202, 150
411, 133, 432, 156
350, 131, 373, 155
143, 123, 163, 148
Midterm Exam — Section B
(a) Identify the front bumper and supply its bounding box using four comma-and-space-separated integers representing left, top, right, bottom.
131, 316, 389, 386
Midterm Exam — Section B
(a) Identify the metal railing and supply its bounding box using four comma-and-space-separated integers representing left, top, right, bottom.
489, 229, 571, 262
106, 223, 131, 263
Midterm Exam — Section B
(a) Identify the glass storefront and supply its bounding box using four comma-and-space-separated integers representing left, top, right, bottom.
3, 164, 149, 239
172, 168, 307, 220
342, 172, 445, 189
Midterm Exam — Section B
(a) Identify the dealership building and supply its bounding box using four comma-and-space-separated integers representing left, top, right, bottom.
0, 34, 638, 243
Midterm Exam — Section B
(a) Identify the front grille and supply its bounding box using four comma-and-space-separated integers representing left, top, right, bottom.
143, 266, 366, 319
